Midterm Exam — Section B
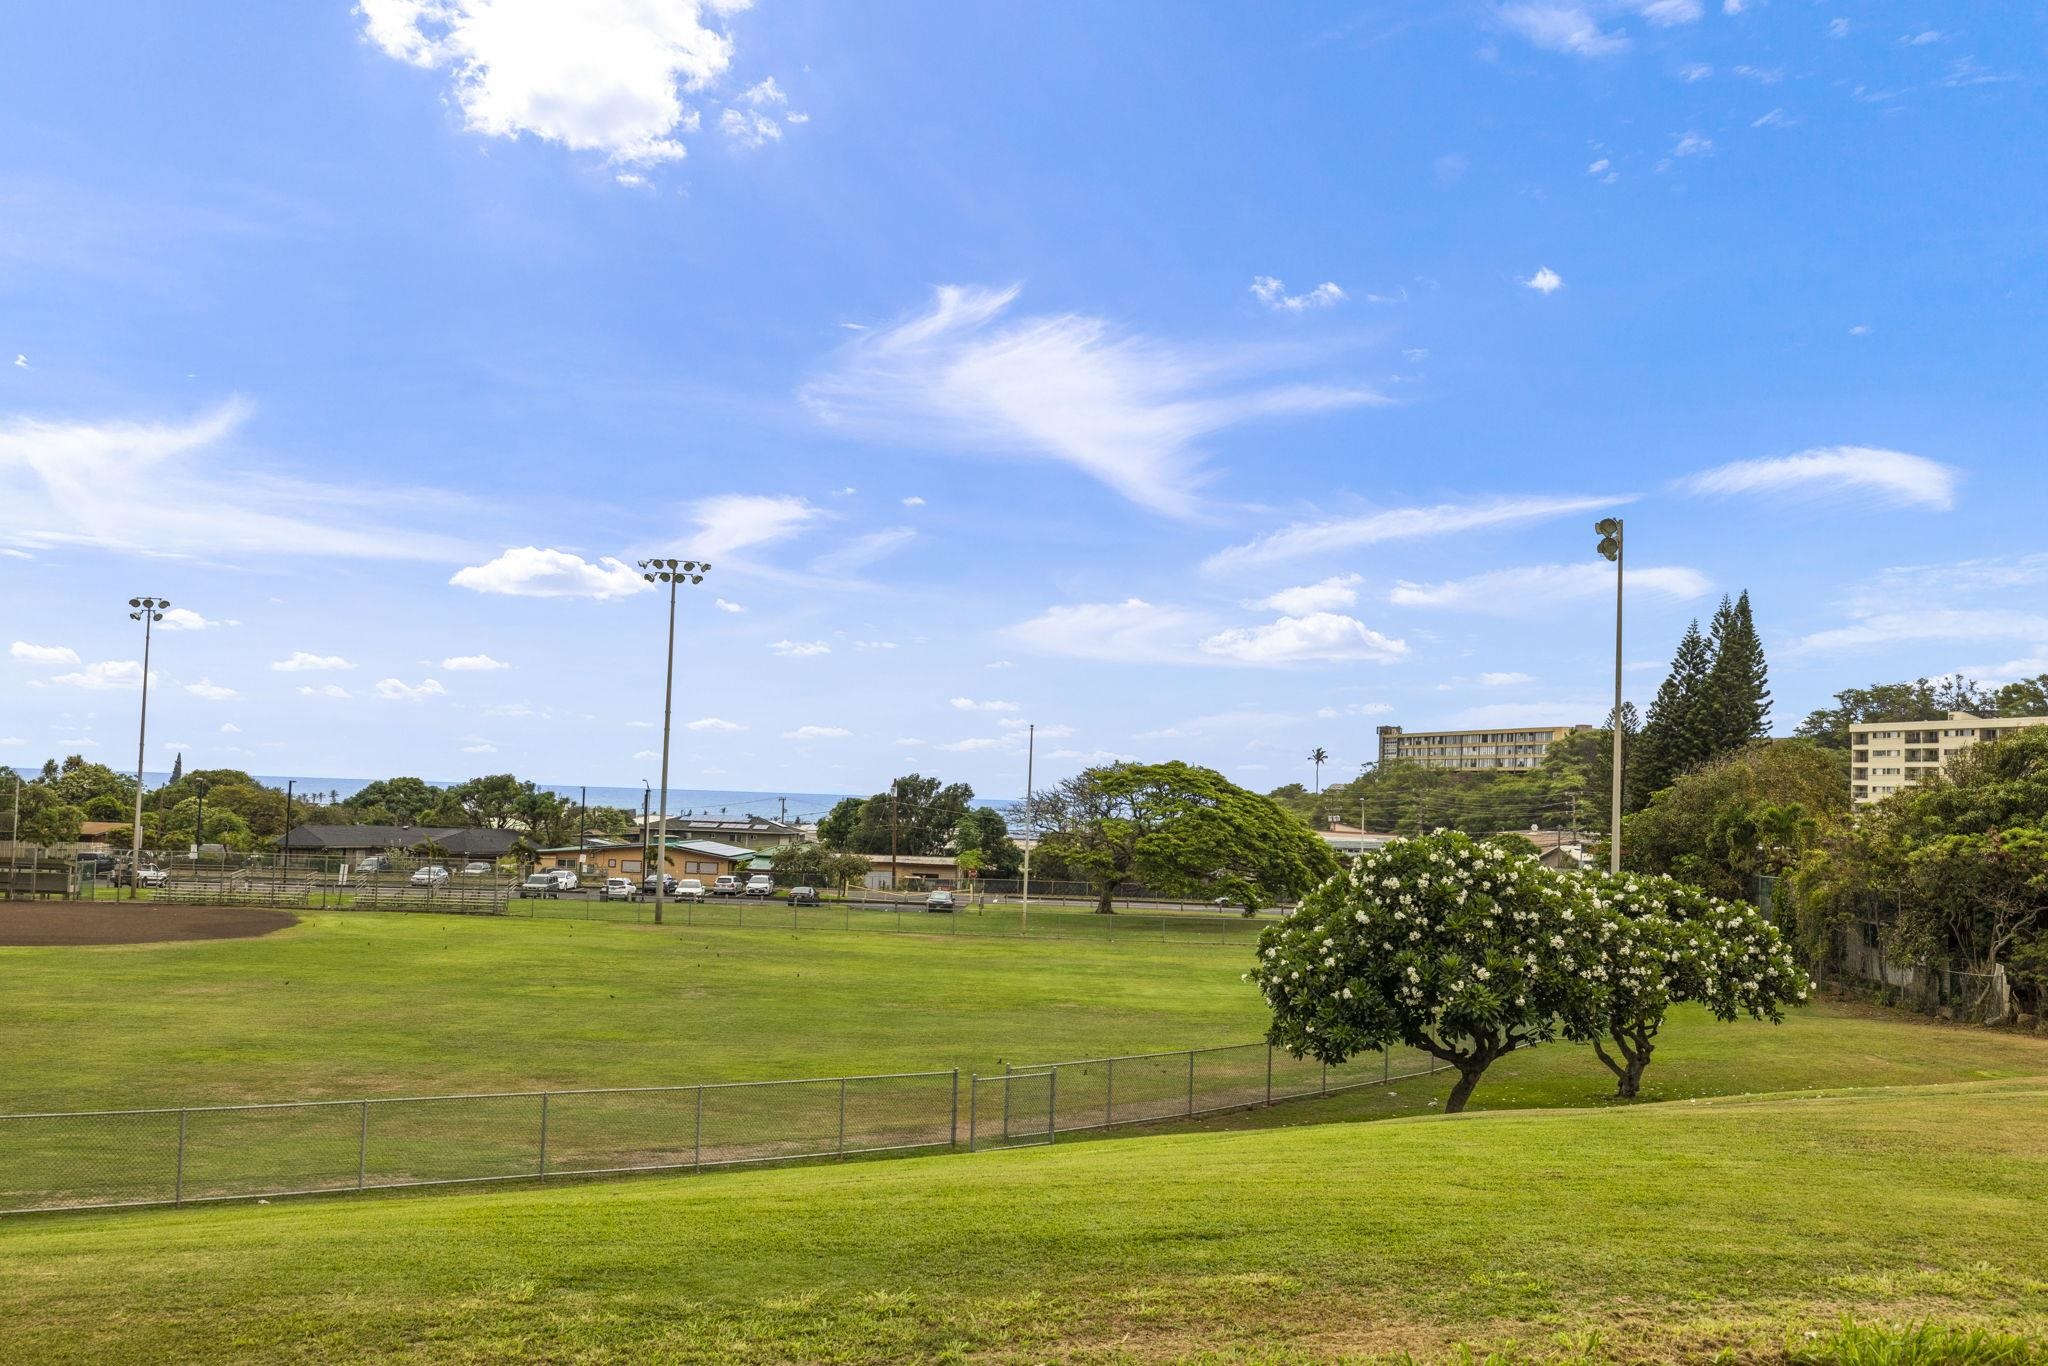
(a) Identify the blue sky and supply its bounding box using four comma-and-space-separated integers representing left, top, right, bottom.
3, 1, 2044, 799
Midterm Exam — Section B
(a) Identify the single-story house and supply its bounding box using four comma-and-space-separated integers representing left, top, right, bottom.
275, 825, 524, 865
863, 852, 961, 891
1317, 824, 1397, 858
532, 836, 633, 873
629, 813, 809, 850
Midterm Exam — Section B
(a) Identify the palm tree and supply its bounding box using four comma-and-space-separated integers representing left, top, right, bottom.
1308, 747, 1330, 794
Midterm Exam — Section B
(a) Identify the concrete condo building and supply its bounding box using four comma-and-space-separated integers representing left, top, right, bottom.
1850, 711, 2048, 805
1376, 723, 1590, 772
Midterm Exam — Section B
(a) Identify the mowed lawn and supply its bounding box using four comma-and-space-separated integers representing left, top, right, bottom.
2, 1079, 2043, 1362
5, 910, 2048, 1118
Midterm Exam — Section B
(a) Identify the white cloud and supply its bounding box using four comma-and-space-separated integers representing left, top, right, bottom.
1902, 30, 1941, 46
1677, 62, 1714, 82
783, 724, 851, 739
220, 723, 241, 733
1672, 132, 1715, 157
1586, 158, 1611, 175
272, 651, 355, 672
298, 684, 352, 700
1316, 702, 1394, 719
811, 526, 916, 576
1722, 0, 1743, 13
1629, 0, 1702, 26
1679, 446, 1959, 511
0, 400, 466, 561
1250, 277, 1346, 312
441, 654, 510, 671
51, 660, 143, 690
1827, 18, 1849, 39
739, 76, 784, 106
950, 697, 1019, 713
450, 546, 649, 600
1797, 609, 2048, 654
1136, 709, 1299, 741
678, 494, 821, 561
1206, 493, 1624, 572
1500, 4, 1630, 56
1849, 324, 1872, 337
632, 748, 659, 760
1007, 599, 1212, 665
158, 608, 235, 631
1480, 671, 1535, 687
184, 679, 241, 701
1198, 613, 1408, 666
998, 718, 1075, 738
356, 0, 740, 167
1049, 748, 1139, 765
801, 283, 1380, 518
720, 107, 782, 149
1389, 563, 1710, 612
714, 598, 746, 613
985, 659, 1013, 670
374, 677, 447, 702
1253, 574, 1361, 614
9, 641, 79, 665
462, 742, 497, 754
900, 495, 925, 508
685, 716, 746, 732
770, 639, 831, 657
1734, 64, 1783, 84
936, 736, 1011, 752
1453, 699, 1608, 727
1525, 266, 1564, 295
853, 640, 897, 651
1751, 109, 1792, 129
10, 355, 24, 369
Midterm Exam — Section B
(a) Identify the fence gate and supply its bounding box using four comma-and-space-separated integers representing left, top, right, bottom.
969, 1069, 1055, 1151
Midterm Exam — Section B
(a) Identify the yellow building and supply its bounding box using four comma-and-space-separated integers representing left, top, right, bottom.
1850, 711, 2048, 804
1375, 723, 1589, 772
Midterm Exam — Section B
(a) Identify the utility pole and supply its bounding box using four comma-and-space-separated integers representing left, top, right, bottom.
282, 780, 295, 883
126, 596, 169, 899
889, 784, 899, 892
578, 785, 587, 876
1020, 723, 1034, 934
1596, 518, 1625, 873
636, 557, 710, 926
641, 781, 651, 881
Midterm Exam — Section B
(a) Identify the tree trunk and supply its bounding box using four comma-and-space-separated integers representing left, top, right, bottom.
1095, 879, 1116, 914
1592, 1020, 1656, 1099
1444, 1064, 1486, 1114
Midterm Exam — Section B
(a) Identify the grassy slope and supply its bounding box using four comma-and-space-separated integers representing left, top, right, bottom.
1, 1080, 2043, 1362
6, 912, 2048, 1118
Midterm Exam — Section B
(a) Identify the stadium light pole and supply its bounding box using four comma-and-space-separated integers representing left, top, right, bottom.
126, 596, 170, 900
1595, 518, 1625, 874
637, 558, 709, 926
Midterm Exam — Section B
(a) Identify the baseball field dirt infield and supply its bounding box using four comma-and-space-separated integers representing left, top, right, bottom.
0, 903, 297, 947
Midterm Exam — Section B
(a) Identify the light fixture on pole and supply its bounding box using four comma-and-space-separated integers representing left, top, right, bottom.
126, 596, 170, 900
636, 557, 710, 927
1595, 518, 1625, 874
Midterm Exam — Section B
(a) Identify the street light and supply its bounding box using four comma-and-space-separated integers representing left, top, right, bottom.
636, 557, 710, 926
1594, 518, 1624, 874
126, 596, 170, 900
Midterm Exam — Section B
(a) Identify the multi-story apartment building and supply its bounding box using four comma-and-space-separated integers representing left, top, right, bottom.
1375, 723, 1590, 773
1850, 711, 2048, 805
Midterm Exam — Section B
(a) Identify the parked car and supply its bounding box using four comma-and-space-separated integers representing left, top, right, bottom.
135, 865, 171, 889
744, 874, 774, 898
788, 885, 820, 906
354, 855, 393, 875
517, 873, 560, 899
924, 889, 955, 913
461, 861, 494, 876
547, 869, 580, 891
599, 877, 637, 902
410, 865, 450, 886
74, 853, 116, 878
675, 878, 707, 901
712, 875, 743, 897
640, 873, 680, 896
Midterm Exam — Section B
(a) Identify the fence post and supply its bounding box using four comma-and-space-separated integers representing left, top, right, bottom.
1105, 1056, 1115, 1129
950, 1070, 959, 1148
1003, 1061, 1012, 1140
1266, 1045, 1274, 1106
538, 1092, 550, 1179
967, 1074, 977, 1152
694, 1085, 705, 1170
358, 1100, 369, 1190
174, 1109, 187, 1206
1047, 1066, 1058, 1144
837, 1078, 847, 1158
1187, 1050, 1195, 1117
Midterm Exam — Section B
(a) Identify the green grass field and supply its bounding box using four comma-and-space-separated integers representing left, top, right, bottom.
4, 909, 2047, 1361
2, 1079, 2043, 1362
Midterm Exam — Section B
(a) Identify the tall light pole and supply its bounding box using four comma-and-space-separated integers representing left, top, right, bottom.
1595, 518, 1625, 874
637, 557, 709, 926
126, 596, 170, 900
1020, 722, 1034, 935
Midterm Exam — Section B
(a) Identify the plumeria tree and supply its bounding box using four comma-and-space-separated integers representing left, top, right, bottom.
1252, 830, 1604, 1113
1572, 871, 1810, 1098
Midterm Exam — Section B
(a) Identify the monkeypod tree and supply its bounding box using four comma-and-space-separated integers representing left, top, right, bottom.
1252, 831, 1603, 1113
1570, 871, 1809, 1099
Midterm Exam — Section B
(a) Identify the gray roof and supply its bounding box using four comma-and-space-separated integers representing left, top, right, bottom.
278, 825, 522, 856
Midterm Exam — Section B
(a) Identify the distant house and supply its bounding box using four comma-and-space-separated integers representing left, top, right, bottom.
276, 825, 523, 864
1318, 824, 1396, 858
863, 852, 960, 891
537, 836, 755, 881
629, 813, 808, 850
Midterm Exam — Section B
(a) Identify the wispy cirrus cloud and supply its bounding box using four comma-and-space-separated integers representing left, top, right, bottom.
801, 284, 1381, 518
1678, 446, 1960, 511
1008, 598, 1406, 668
1500, 4, 1631, 56
1389, 562, 1710, 613
0, 400, 468, 561
1206, 494, 1626, 573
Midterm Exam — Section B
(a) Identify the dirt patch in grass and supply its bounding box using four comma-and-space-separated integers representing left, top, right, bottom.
0, 903, 298, 947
